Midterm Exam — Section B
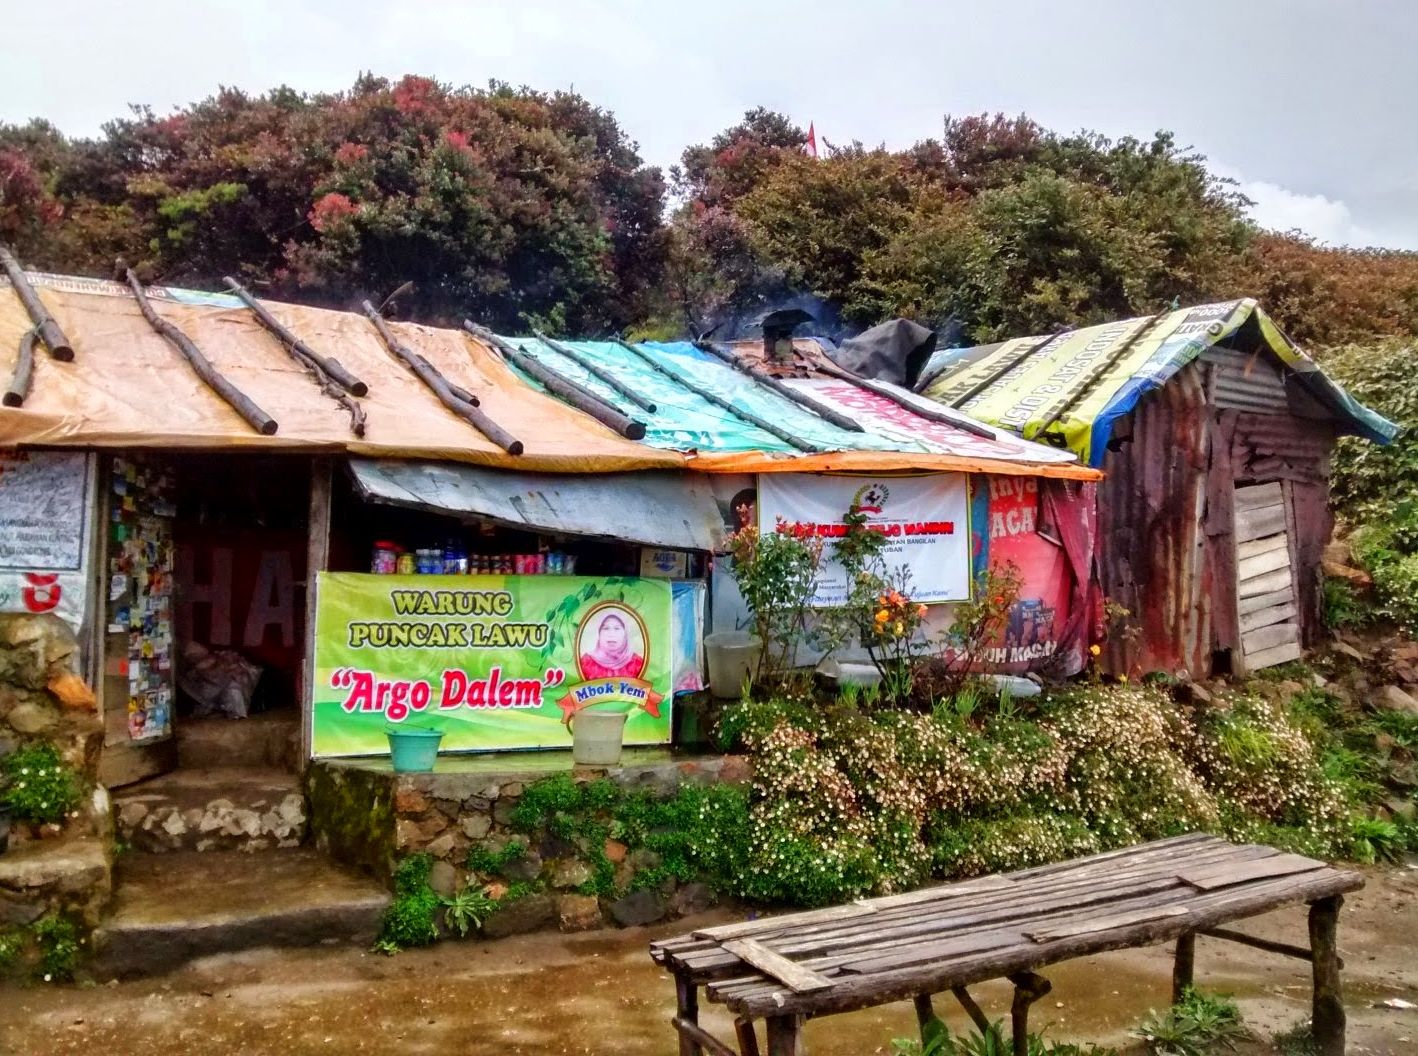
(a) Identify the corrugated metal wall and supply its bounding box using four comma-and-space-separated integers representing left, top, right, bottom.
1098, 358, 1338, 676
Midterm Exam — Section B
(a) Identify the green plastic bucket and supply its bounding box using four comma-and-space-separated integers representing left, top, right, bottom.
386, 726, 443, 772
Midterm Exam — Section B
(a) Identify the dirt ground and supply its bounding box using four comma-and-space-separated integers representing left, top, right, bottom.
1, 865, 1414, 1056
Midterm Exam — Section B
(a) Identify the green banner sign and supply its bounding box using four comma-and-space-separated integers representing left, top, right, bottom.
312, 572, 674, 756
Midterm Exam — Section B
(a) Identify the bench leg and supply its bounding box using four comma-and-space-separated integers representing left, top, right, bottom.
735, 1017, 761, 1056
1007, 972, 1052, 1056
676, 975, 703, 1056
951, 986, 993, 1035
1309, 895, 1346, 1056
765, 1014, 803, 1056
1172, 931, 1196, 1005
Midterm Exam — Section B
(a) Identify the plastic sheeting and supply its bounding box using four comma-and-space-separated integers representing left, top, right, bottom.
917, 299, 1398, 467
0, 273, 682, 472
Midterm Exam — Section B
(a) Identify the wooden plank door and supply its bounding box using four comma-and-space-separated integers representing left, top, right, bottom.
1233, 482, 1302, 672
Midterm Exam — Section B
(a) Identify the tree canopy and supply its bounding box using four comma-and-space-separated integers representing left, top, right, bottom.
3, 89, 1416, 349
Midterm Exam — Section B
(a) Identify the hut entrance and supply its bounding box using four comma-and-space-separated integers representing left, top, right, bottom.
1234, 482, 1303, 672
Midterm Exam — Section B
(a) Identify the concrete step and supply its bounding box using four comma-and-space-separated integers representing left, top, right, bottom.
114, 768, 306, 853
176, 712, 300, 770
93, 848, 389, 978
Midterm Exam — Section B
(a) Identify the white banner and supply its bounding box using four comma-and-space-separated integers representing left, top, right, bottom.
0, 451, 94, 630
757, 473, 971, 606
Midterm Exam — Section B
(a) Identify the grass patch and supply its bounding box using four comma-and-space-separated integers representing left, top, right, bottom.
1134, 988, 1246, 1056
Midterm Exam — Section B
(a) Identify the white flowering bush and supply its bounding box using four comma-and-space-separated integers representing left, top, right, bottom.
0, 743, 82, 825
717, 680, 1361, 907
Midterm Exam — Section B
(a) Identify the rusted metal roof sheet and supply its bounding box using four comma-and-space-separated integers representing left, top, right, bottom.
347, 459, 725, 552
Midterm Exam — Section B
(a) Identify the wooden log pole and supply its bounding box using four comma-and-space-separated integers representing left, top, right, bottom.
364, 303, 522, 456
671, 1018, 737, 1056
675, 976, 704, 1056
1171, 932, 1195, 1006
1006, 972, 1052, 1056
0, 246, 73, 361
764, 1015, 803, 1056
4, 328, 37, 407
534, 330, 659, 414
124, 270, 278, 435
466, 324, 645, 441
224, 276, 367, 395
814, 360, 997, 439
1201, 926, 1340, 967
695, 340, 865, 432
613, 338, 821, 453
1308, 895, 1345, 1056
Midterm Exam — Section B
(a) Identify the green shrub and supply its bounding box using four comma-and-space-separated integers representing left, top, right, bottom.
375, 854, 441, 952
32, 915, 81, 982
1325, 338, 1418, 522
1, 743, 82, 825
1321, 577, 1373, 631
1134, 987, 1246, 1056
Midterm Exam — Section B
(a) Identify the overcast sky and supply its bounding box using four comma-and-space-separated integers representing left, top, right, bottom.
4, 0, 1414, 250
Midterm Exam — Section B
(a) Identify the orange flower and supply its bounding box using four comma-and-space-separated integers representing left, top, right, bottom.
875, 610, 890, 623
916, 604, 928, 618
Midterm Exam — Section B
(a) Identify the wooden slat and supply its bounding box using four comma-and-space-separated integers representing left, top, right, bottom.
1244, 640, 1304, 671
1239, 602, 1297, 634
1235, 504, 1288, 542
1234, 482, 1283, 510
1237, 587, 1295, 616
840, 929, 1024, 975
720, 939, 834, 994
1239, 567, 1294, 599
1242, 622, 1300, 655
1236, 534, 1289, 561
1178, 853, 1325, 891
1025, 905, 1188, 943
1237, 546, 1291, 581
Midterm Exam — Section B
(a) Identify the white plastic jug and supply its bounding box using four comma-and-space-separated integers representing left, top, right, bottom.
571, 708, 629, 766
705, 632, 761, 700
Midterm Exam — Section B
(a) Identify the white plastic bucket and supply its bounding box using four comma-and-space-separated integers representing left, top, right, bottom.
705, 632, 761, 700
571, 708, 629, 766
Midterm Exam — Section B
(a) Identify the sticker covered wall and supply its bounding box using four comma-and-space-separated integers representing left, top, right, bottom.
311, 573, 673, 756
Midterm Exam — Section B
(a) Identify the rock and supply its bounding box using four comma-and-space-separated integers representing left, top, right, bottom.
501, 783, 523, 799
461, 814, 492, 840
425, 832, 457, 860
627, 848, 662, 872
418, 813, 449, 839
1276, 680, 1306, 699
492, 799, 518, 826
1372, 685, 1418, 716
462, 796, 492, 813
538, 833, 576, 860
1333, 641, 1366, 663
549, 859, 593, 890
501, 849, 543, 882
1322, 559, 1372, 588
118, 801, 150, 830
557, 894, 603, 932
47, 672, 95, 711
428, 860, 459, 899
609, 889, 666, 927
604, 839, 628, 863
7, 702, 56, 734
481, 893, 555, 939
394, 819, 423, 848
394, 787, 429, 815
161, 811, 188, 837
669, 882, 718, 918
1324, 539, 1356, 568
1384, 798, 1417, 822
1173, 680, 1212, 706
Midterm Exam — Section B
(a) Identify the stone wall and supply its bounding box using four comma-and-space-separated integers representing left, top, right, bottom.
0, 614, 113, 977
308, 755, 749, 937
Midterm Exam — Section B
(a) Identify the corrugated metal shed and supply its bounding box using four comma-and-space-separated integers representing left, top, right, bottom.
347, 459, 725, 552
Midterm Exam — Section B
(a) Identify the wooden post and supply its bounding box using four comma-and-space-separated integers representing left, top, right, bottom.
1309, 895, 1345, 1056
951, 986, 992, 1035
1006, 972, 1052, 1056
301, 458, 333, 770
0, 245, 73, 360
764, 1015, 802, 1056
675, 975, 703, 1056
734, 1018, 761, 1056
4, 328, 37, 406
1172, 931, 1196, 1005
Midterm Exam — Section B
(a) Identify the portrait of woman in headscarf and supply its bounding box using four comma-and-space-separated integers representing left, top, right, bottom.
578, 610, 646, 680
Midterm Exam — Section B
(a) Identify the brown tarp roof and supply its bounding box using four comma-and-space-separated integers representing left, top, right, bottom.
0, 274, 682, 472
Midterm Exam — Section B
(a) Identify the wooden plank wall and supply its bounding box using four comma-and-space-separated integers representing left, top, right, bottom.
1233, 482, 1303, 671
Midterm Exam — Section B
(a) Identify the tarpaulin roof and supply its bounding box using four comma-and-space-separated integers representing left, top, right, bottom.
500, 335, 1099, 480
348, 459, 725, 551
0, 273, 682, 472
915, 298, 1399, 468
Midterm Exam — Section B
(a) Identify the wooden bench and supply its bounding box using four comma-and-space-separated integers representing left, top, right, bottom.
650, 834, 1363, 1056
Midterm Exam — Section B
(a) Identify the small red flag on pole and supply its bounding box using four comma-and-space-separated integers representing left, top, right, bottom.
805, 121, 818, 159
